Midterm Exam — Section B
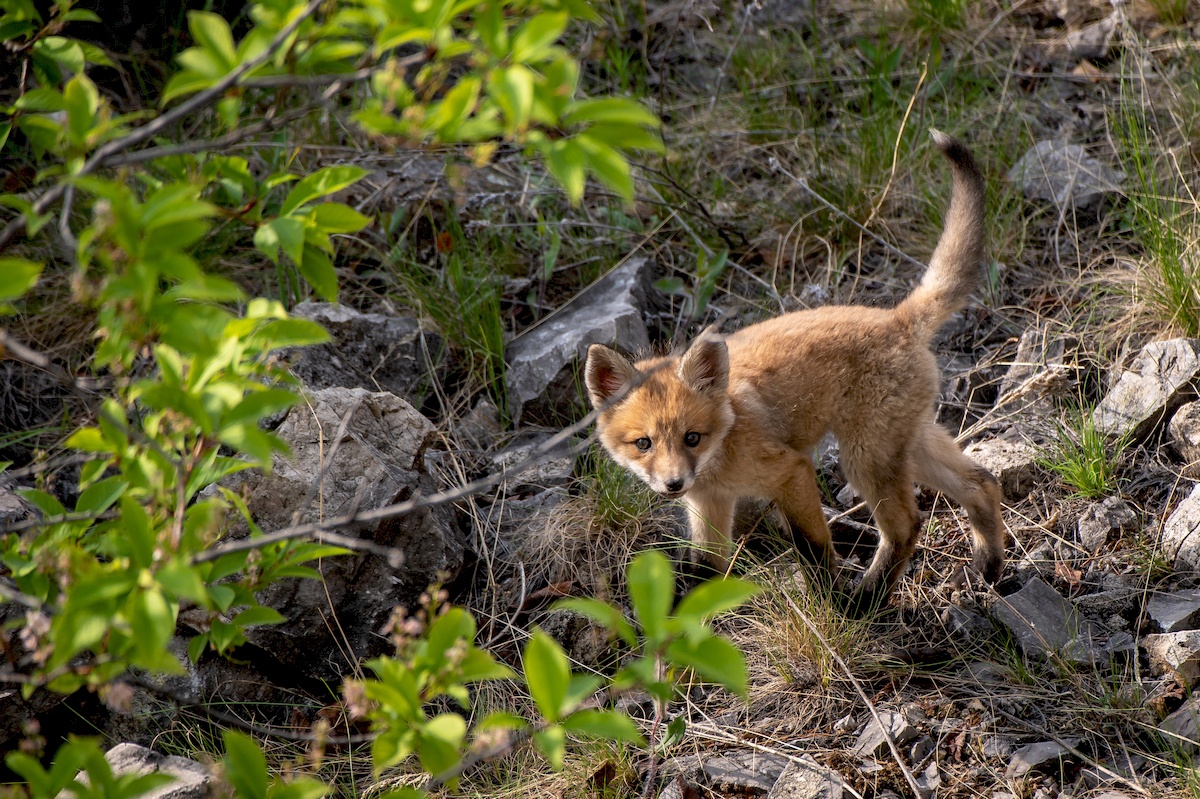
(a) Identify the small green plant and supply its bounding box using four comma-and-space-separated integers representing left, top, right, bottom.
905, 0, 969, 31
1147, 0, 1189, 24
584, 451, 659, 534
1038, 408, 1132, 499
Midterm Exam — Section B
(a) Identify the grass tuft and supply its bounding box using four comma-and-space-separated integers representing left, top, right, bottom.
1038, 407, 1132, 498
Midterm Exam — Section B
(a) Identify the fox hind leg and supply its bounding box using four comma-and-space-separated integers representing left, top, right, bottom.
911, 422, 1007, 583
842, 448, 922, 613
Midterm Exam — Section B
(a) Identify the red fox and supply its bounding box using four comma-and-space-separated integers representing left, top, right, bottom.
584, 131, 1007, 611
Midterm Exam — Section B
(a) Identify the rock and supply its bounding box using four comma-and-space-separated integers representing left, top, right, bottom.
1007, 140, 1124, 210
980, 734, 1014, 760
1162, 483, 1200, 571
1169, 401, 1200, 478
1005, 739, 1081, 779
491, 433, 577, 493
851, 711, 921, 758
505, 257, 652, 424
942, 605, 992, 640
536, 609, 610, 665
914, 761, 940, 799
1159, 695, 1200, 753
963, 436, 1042, 500
1093, 339, 1200, 442
228, 387, 466, 679
961, 661, 1009, 686
285, 302, 443, 400
1064, 12, 1119, 60
990, 578, 1131, 664
1142, 630, 1200, 687
454, 397, 504, 451
1076, 496, 1138, 553
1148, 590, 1200, 633
992, 325, 1073, 429
664, 750, 789, 794
1074, 587, 1139, 623
1078, 754, 1146, 788
90, 744, 211, 799
767, 756, 843, 799
0, 484, 32, 525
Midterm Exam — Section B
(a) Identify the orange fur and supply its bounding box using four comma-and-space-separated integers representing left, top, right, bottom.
585, 131, 1007, 611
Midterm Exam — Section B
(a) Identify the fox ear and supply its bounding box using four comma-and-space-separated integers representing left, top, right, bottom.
678, 333, 728, 395
585, 344, 636, 408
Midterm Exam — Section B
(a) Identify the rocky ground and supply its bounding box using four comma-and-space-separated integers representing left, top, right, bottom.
5, 0, 1200, 797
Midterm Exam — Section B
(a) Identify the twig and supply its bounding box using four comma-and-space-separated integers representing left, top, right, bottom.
782, 593, 922, 797
0, 578, 44, 610
288, 395, 364, 528
0, 329, 97, 392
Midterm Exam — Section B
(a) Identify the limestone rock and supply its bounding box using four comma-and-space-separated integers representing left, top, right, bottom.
1007, 140, 1124, 210
1143, 630, 1200, 687
767, 757, 843, 799
1162, 483, 1200, 571
963, 436, 1042, 500
992, 325, 1073, 431
1076, 496, 1138, 553
1093, 339, 1200, 442
1148, 590, 1200, 633
228, 387, 466, 679
505, 257, 652, 424
1169, 401, 1200, 478
851, 711, 921, 758
1005, 739, 1081, 779
663, 750, 789, 795
990, 577, 1131, 664
491, 433, 577, 493
286, 302, 442, 400
91, 744, 210, 799
1064, 12, 1119, 60
1160, 695, 1200, 753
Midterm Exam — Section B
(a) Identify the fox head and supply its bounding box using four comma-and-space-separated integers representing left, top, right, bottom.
584, 332, 734, 498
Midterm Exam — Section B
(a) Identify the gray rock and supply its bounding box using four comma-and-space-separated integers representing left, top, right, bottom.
992, 325, 1073, 430
1143, 630, 1200, 687
1169, 401, 1200, 478
491, 434, 577, 492
941, 605, 992, 640
1093, 339, 1200, 442
229, 387, 465, 679
914, 761, 940, 799
454, 397, 503, 451
505, 257, 651, 424
1160, 695, 1200, 753
90, 744, 211, 799
991, 577, 1130, 664
536, 609, 611, 665
1007, 140, 1124, 210
962, 661, 1009, 686
1076, 496, 1138, 553
963, 436, 1042, 500
980, 734, 1014, 760
1064, 12, 1119, 60
0, 485, 32, 526
767, 757, 843, 799
1005, 738, 1081, 779
1149, 590, 1200, 633
1162, 483, 1200, 571
851, 711, 921, 758
286, 302, 442, 400
1078, 753, 1146, 789
664, 750, 789, 794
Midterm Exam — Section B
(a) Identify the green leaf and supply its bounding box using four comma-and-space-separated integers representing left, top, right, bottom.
0, 258, 42, 302
34, 36, 84, 75
627, 550, 674, 647
188, 11, 237, 70
62, 73, 99, 148
298, 245, 338, 301
269, 216, 306, 265
416, 714, 466, 776
490, 65, 534, 132
577, 136, 633, 201
280, 165, 369, 215
162, 71, 214, 104
542, 139, 586, 205
533, 725, 566, 770
564, 98, 660, 128
666, 633, 749, 699
510, 12, 568, 62
561, 709, 645, 744
524, 629, 569, 722
674, 577, 759, 624
310, 203, 371, 234
232, 605, 286, 627
13, 87, 63, 112
74, 475, 126, 515
222, 732, 269, 799
20, 487, 66, 516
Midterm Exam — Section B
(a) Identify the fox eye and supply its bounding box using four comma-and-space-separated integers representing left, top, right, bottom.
634, 437, 652, 452
684, 431, 701, 447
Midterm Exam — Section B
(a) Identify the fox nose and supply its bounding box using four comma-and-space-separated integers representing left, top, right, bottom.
665, 479, 685, 493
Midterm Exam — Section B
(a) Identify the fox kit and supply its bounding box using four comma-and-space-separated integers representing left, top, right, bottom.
584, 131, 1006, 610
